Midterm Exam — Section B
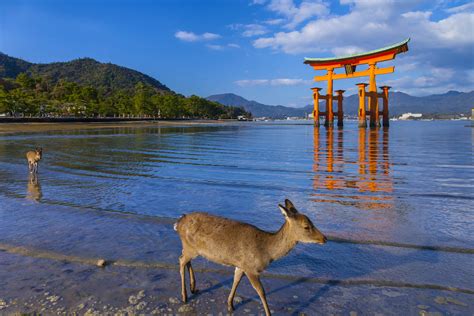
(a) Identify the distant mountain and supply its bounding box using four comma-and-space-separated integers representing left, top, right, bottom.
206, 93, 312, 118
0, 52, 172, 93
339, 91, 474, 116
207, 91, 474, 118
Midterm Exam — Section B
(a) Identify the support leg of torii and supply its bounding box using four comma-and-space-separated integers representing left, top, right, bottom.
368, 63, 380, 128
356, 83, 368, 128
324, 68, 334, 127
336, 90, 344, 127
381, 86, 391, 127
311, 87, 322, 127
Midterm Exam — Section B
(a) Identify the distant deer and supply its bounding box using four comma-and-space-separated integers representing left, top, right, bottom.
174, 199, 327, 316
26, 147, 42, 174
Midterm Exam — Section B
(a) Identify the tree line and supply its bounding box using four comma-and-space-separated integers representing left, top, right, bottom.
0, 73, 251, 119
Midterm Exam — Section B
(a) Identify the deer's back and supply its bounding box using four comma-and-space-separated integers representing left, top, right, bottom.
26, 151, 39, 162
176, 212, 271, 271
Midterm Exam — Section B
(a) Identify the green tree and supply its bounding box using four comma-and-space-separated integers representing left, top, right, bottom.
133, 82, 154, 116
15, 73, 35, 90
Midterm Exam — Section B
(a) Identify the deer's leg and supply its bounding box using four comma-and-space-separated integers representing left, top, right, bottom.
227, 267, 244, 312
28, 162, 32, 173
179, 254, 191, 302
246, 273, 271, 316
187, 261, 197, 294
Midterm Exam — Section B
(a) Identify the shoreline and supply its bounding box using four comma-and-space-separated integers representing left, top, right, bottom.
0, 119, 237, 134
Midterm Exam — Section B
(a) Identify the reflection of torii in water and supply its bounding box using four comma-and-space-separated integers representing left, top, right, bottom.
312, 127, 393, 210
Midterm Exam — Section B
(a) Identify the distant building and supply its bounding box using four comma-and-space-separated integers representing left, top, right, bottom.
399, 113, 422, 120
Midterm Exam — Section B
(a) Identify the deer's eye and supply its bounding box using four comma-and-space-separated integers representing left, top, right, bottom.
304, 226, 310, 230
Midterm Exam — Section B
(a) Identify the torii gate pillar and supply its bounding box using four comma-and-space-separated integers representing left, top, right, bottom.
311, 87, 322, 126
368, 63, 381, 128
324, 68, 334, 127
381, 86, 391, 127
336, 90, 345, 127
356, 83, 368, 128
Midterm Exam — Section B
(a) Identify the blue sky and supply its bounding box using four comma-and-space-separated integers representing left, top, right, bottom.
1, 0, 473, 107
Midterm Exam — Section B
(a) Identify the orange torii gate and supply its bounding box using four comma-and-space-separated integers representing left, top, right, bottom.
304, 39, 409, 128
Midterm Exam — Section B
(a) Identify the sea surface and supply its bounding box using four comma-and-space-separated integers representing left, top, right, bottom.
0, 121, 473, 296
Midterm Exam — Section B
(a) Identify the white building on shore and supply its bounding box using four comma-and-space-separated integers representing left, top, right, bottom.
399, 113, 422, 120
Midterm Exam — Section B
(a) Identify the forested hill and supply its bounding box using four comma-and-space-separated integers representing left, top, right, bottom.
0, 53, 250, 119
0, 52, 171, 93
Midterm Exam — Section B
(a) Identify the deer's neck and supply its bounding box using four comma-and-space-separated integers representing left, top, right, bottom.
267, 221, 298, 261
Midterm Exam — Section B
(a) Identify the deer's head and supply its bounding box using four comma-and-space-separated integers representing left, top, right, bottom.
35, 147, 43, 160
279, 199, 327, 245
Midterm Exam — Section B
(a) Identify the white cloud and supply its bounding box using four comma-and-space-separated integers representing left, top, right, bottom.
430, 13, 474, 45
253, 2, 474, 54
243, 24, 269, 37
445, 2, 474, 14
384, 66, 473, 95
267, 0, 329, 29
250, 0, 474, 95
207, 43, 241, 50
202, 32, 221, 40
271, 78, 311, 85
235, 78, 312, 86
264, 18, 286, 25
236, 79, 269, 86
175, 31, 221, 42
229, 23, 269, 37
331, 45, 364, 56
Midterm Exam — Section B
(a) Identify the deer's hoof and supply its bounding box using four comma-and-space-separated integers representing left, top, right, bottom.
227, 304, 234, 312
190, 288, 198, 294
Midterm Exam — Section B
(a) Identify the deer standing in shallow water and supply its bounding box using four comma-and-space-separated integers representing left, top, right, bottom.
174, 199, 327, 316
26, 147, 42, 174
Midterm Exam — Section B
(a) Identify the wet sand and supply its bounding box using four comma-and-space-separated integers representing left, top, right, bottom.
0, 120, 235, 134
1, 247, 472, 315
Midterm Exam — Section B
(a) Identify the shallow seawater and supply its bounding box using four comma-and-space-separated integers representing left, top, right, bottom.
0, 121, 473, 293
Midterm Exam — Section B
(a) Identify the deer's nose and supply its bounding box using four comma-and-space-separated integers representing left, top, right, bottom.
322, 235, 328, 243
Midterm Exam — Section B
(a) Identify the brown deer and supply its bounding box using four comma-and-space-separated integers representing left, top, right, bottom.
174, 199, 327, 316
26, 147, 42, 174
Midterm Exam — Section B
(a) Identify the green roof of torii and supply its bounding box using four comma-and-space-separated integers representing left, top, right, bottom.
303, 38, 410, 64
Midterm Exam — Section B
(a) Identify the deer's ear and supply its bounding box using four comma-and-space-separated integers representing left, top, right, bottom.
279, 204, 295, 219
285, 199, 298, 213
